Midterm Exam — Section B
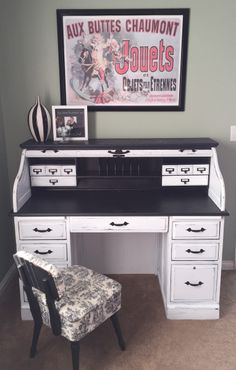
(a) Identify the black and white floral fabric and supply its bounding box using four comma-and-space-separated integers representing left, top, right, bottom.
14, 251, 121, 341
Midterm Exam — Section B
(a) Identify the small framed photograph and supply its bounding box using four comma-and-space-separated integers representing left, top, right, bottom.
52, 105, 88, 141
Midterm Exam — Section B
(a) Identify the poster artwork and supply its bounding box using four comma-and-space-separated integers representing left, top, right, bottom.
63, 15, 184, 106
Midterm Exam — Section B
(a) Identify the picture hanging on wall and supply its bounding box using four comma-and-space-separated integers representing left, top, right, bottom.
57, 8, 190, 111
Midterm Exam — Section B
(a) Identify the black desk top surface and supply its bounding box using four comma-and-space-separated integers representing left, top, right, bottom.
21, 138, 219, 151
14, 189, 228, 217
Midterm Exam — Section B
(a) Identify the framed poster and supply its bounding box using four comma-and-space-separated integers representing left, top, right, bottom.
57, 8, 189, 111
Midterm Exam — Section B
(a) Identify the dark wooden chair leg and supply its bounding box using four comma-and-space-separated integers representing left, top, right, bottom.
30, 321, 42, 358
110, 313, 126, 351
70, 341, 80, 370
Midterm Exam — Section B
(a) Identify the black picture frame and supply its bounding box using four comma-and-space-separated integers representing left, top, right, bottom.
52, 105, 88, 141
57, 8, 190, 111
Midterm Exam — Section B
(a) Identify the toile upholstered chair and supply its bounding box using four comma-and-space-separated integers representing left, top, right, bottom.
13, 251, 125, 370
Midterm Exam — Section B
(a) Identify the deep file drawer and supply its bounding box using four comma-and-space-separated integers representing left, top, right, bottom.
18, 219, 67, 240
171, 265, 217, 302
171, 241, 219, 261
69, 216, 168, 233
20, 243, 68, 261
172, 219, 221, 239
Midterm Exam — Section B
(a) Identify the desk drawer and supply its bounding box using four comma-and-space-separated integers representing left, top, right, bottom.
171, 265, 217, 302
172, 241, 219, 261
18, 219, 67, 240
69, 216, 168, 233
162, 175, 208, 186
31, 176, 76, 187
20, 243, 67, 261
172, 219, 220, 239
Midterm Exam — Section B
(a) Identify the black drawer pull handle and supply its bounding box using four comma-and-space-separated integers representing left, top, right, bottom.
181, 178, 190, 184
196, 167, 206, 173
185, 281, 204, 287
49, 169, 58, 174
108, 149, 130, 155
33, 169, 42, 174
34, 250, 53, 255
187, 227, 206, 233
186, 248, 205, 254
64, 169, 73, 174
110, 221, 129, 227
166, 168, 175, 174
49, 179, 58, 185
181, 168, 191, 173
33, 227, 52, 233
179, 149, 197, 153
41, 150, 58, 153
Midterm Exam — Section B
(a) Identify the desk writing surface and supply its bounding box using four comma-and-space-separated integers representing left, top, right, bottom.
15, 189, 228, 217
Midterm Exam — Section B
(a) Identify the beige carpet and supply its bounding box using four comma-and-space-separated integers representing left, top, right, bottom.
1, 272, 236, 370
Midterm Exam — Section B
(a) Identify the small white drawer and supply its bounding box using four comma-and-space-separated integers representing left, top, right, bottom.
171, 265, 217, 302
193, 164, 209, 175
45, 166, 61, 176
162, 175, 208, 186
61, 165, 76, 176
162, 165, 177, 175
171, 241, 219, 261
31, 176, 76, 187
172, 219, 220, 239
69, 216, 168, 233
30, 165, 46, 176
20, 243, 67, 261
177, 164, 193, 175
18, 219, 67, 240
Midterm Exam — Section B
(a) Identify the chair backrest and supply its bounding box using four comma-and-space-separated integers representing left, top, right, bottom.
13, 251, 62, 335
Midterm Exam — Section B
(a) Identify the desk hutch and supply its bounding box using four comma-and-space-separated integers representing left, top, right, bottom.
13, 138, 228, 320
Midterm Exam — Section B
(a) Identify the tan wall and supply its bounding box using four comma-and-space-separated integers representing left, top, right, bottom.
0, 0, 236, 261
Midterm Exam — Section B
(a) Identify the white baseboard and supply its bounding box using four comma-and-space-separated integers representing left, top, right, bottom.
222, 260, 235, 270
0, 264, 16, 296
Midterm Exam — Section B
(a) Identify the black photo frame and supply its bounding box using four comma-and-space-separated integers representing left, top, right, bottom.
52, 105, 88, 141
57, 8, 189, 111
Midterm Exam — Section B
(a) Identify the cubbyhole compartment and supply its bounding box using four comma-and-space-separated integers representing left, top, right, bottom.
76, 157, 162, 177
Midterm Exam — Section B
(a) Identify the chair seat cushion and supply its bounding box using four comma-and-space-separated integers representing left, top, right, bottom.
34, 265, 121, 341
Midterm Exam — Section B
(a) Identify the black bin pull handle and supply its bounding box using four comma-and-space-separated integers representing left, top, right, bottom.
110, 221, 129, 227
33, 169, 42, 174
197, 167, 206, 173
185, 281, 204, 287
49, 179, 59, 185
49, 169, 58, 174
34, 250, 53, 255
186, 248, 205, 254
187, 227, 206, 233
181, 178, 190, 184
64, 169, 73, 174
181, 167, 191, 173
166, 168, 175, 174
33, 227, 52, 233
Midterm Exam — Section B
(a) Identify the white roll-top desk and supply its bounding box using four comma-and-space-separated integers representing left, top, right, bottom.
13, 138, 228, 320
